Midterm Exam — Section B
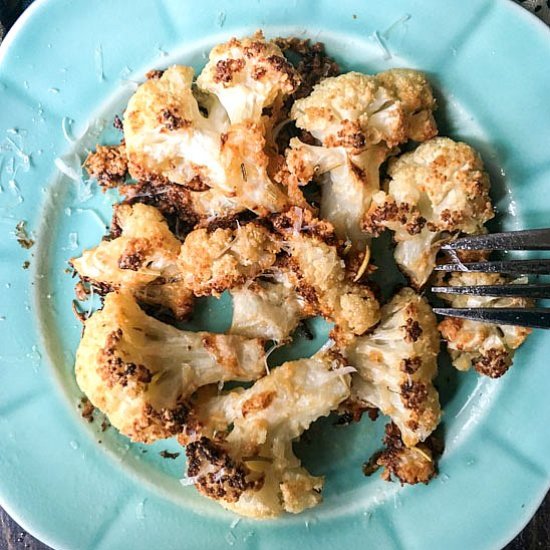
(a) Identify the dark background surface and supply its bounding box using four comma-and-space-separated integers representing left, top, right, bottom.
1, 0, 550, 549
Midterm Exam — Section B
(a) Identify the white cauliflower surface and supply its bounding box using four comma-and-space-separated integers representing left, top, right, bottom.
197, 31, 300, 124
230, 270, 310, 342
437, 272, 531, 378
181, 349, 351, 518
124, 65, 229, 189
364, 137, 494, 288
75, 292, 266, 443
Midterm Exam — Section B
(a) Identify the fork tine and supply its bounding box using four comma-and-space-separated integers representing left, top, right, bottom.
434, 259, 550, 275
441, 228, 550, 251
431, 283, 550, 298
433, 307, 550, 329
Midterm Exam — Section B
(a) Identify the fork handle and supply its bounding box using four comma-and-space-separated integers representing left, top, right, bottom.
441, 228, 550, 250
433, 307, 550, 329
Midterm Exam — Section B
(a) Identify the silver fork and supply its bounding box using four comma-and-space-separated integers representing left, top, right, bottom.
430, 228, 550, 329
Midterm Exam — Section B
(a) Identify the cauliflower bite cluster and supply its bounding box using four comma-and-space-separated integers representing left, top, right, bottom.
72, 31, 532, 518
71, 203, 194, 319
341, 288, 441, 448
273, 207, 380, 335
364, 137, 495, 288
285, 69, 437, 253
180, 349, 351, 517
437, 272, 532, 378
76, 292, 267, 443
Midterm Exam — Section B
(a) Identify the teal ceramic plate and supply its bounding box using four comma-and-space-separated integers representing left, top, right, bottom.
1, 0, 549, 548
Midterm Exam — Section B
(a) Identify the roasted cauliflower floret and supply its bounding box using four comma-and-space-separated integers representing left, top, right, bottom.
273, 208, 380, 335
178, 222, 280, 296
375, 69, 438, 143
197, 31, 300, 124
287, 69, 436, 251
291, 69, 436, 151
84, 144, 128, 189
181, 349, 351, 518
75, 292, 266, 443
437, 272, 531, 378
364, 137, 494, 288
71, 203, 193, 319
124, 65, 228, 189
285, 138, 389, 251
364, 422, 437, 485
230, 270, 310, 342
124, 66, 288, 214
343, 288, 441, 447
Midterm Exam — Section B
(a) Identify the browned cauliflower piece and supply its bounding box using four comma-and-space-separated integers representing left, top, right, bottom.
71, 203, 193, 319
364, 137, 494, 288
84, 144, 128, 189
291, 69, 436, 150
287, 69, 436, 252
197, 31, 300, 124
181, 349, 351, 518
272, 208, 380, 335
342, 288, 441, 447
437, 272, 532, 378
124, 65, 288, 215
364, 423, 437, 485
75, 292, 267, 443
375, 69, 439, 143
124, 65, 228, 188
178, 221, 280, 296
285, 138, 389, 252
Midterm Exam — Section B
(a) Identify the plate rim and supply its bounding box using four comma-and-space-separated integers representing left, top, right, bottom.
0, 0, 549, 548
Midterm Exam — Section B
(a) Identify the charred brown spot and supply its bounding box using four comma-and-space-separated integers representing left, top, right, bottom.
405, 215, 426, 235
79, 397, 95, 423
252, 66, 267, 80
186, 437, 262, 503
367, 423, 437, 485
265, 54, 300, 88
119, 181, 199, 238
146, 69, 165, 79
118, 252, 145, 271
401, 356, 422, 374
328, 120, 366, 150
113, 115, 123, 130
213, 58, 245, 84
403, 318, 423, 342
98, 329, 153, 388
474, 348, 511, 378
185, 175, 210, 192
274, 37, 340, 99
159, 109, 190, 131
400, 380, 429, 410
363, 201, 399, 235
202, 211, 257, 233
84, 144, 128, 189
